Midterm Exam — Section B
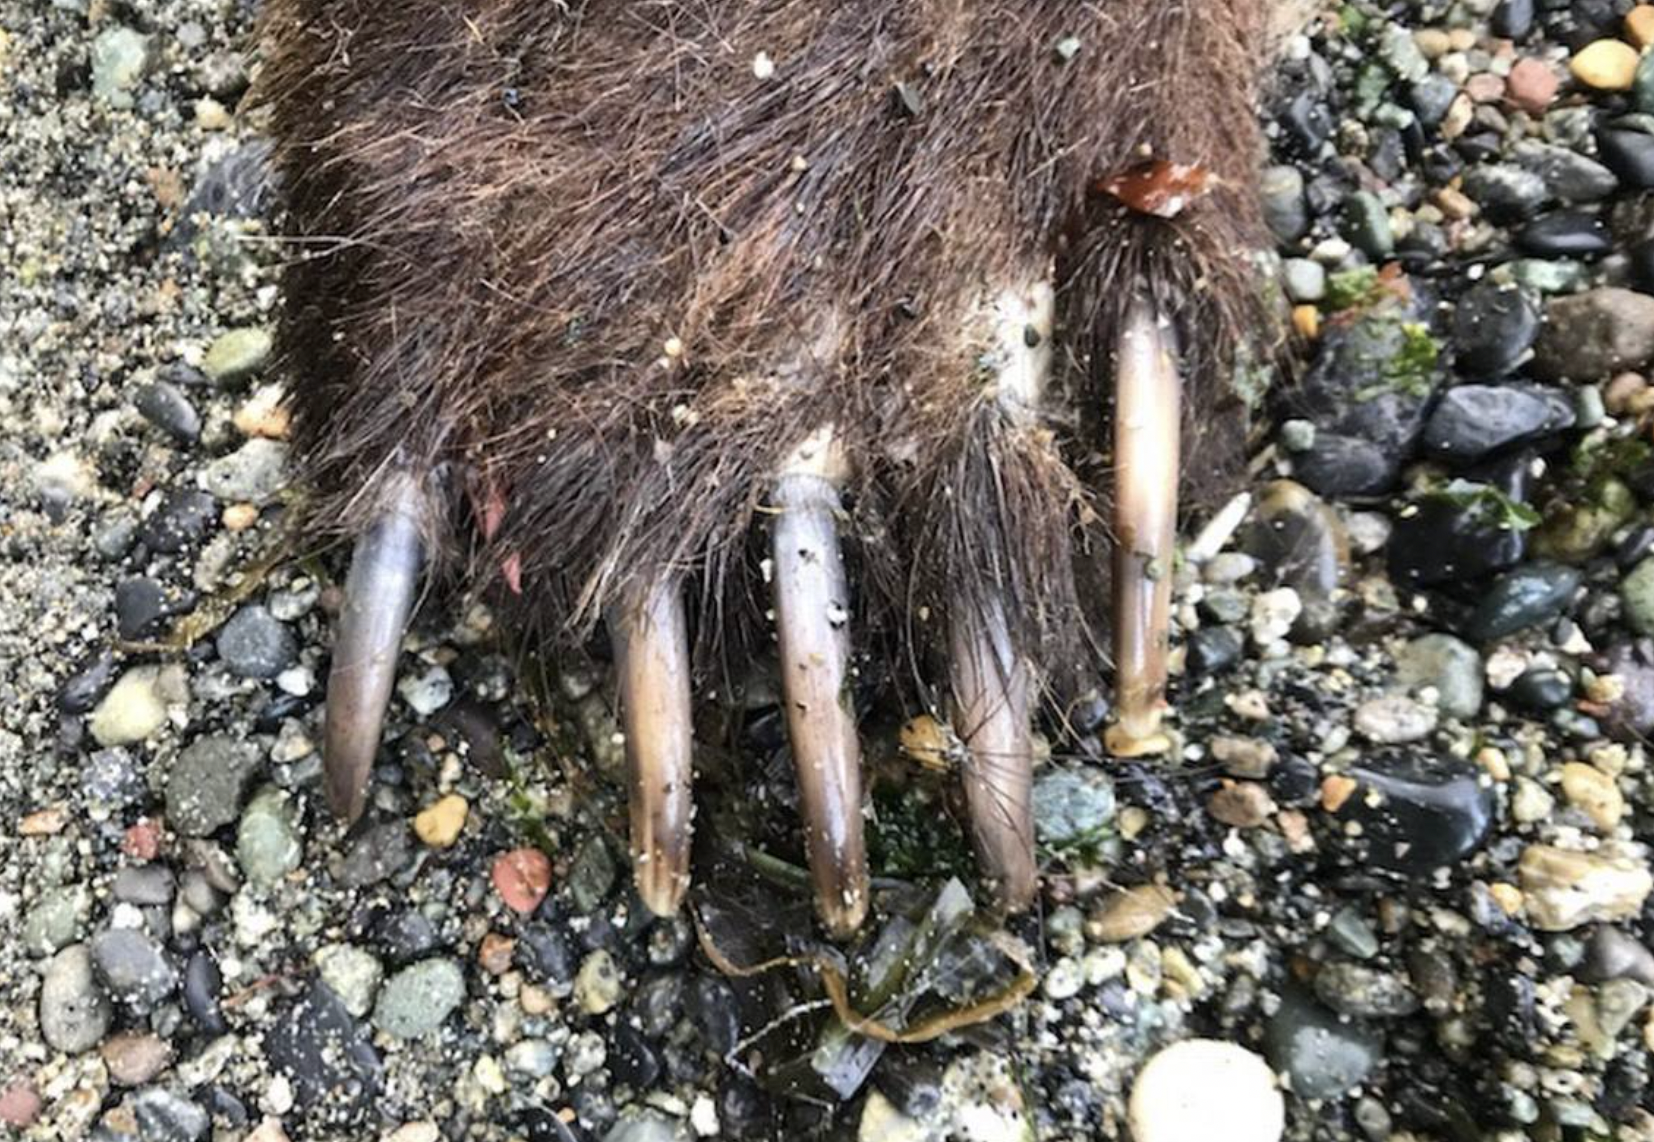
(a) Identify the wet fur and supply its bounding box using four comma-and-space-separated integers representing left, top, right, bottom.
255, 0, 1277, 701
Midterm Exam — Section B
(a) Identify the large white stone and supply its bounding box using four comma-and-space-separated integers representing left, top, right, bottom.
1129, 1039, 1284, 1142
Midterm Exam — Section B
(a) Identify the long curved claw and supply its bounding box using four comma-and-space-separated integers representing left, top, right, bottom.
324, 472, 427, 822
949, 594, 1036, 912
609, 579, 695, 917
771, 454, 869, 938
1108, 297, 1181, 756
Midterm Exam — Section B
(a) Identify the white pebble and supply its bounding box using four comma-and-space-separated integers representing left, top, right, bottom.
1129, 1039, 1284, 1142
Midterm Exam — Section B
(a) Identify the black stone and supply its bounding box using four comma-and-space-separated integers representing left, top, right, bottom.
1186, 627, 1244, 675
138, 489, 217, 553
184, 950, 228, 1035
1492, 0, 1535, 38
1452, 281, 1540, 377
59, 651, 115, 714
1279, 88, 1334, 157
687, 977, 742, 1056
135, 381, 202, 444
1270, 754, 1322, 806
1629, 236, 1654, 295
1596, 127, 1654, 190
1516, 210, 1612, 257
1510, 668, 1574, 710
1388, 496, 1527, 587
1294, 433, 1399, 498
377, 910, 441, 965
264, 983, 383, 1122
115, 576, 195, 641
611, 1020, 663, 1090
517, 922, 575, 986
215, 604, 297, 679
1464, 563, 1582, 641
1333, 754, 1496, 875
1420, 384, 1574, 460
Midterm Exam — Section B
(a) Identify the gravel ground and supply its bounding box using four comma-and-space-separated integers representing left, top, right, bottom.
6, 1, 1654, 1141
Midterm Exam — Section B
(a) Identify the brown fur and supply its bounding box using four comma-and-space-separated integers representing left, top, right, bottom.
254, 0, 1277, 699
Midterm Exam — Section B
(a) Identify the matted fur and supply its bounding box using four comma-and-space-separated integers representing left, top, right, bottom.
254, 0, 1277, 698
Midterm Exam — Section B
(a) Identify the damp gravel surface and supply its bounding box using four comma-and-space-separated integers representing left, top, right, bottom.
4, 2, 1654, 1141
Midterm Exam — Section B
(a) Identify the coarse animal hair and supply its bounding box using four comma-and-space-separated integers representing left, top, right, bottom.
253, 0, 1281, 706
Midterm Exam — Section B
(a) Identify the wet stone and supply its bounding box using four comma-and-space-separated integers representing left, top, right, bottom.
1342, 192, 1393, 258
1033, 768, 1115, 848
131, 1088, 209, 1142
135, 381, 201, 444
1584, 928, 1654, 987
216, 604, 298, 679
1452, 282, 1540, 377
113, 865, 175, 906
1420, 385, 1574, 460
337, 821, 415, 888
517, 922, 575, 988
1464, 563, 1582, 642
1512, 141, 1616, 203
1532, 288, 1654, 381
168, 735, 262, 836
1291, 315, 1442, 455
90, 928, 177, 1011
138, 489, 217, 553
1620, 557, 1654, 634
1593, 643, 1654, 739
1292, 432, 1397, 498
59, 652, 116, 715
1353, 695, 1438, 745
1462, 163, 1548, 223
1394, 634, 1483, 719
1331, 754, 1495, 875
1596, 126, 1654, 190
1517, 211, 1612, 257
568, 836, 618, 915
23, 883, 90, 956
183, 951, 227, 1035
85, 747, 144, 813
1265, 986, 1382, 1100
102, 1032, 172, 1086
115, 577, 193, 641
1410, 74, 1459, 127
373, 959, 466, 1038
199, 438, 289, 504
378, 910, 442, 965
1519, 845, 1653, 930
40, 944, 111, 1054
1510, 667, 1573, 710
1260, 165, 1309, 243
1493, 0, 1535, 38
315, 944, 383, 1018
1247, 480, 1348, 640
1313, 962, 1420, 1018
264, 983, 383, 1119
1190, 622, 1243, 675
237, 786, 303, 886
201, 327, 272, 385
